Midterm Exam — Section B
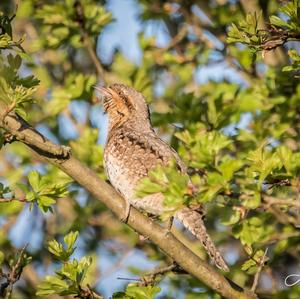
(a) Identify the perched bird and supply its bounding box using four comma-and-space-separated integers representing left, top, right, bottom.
97, 83, 229, 272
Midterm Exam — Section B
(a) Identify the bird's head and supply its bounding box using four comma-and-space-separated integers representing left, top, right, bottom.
95, 84, 151, 131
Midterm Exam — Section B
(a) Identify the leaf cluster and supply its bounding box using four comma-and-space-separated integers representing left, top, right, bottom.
135, 159, 191, 218
19, 170, 70, 212
0, 53, 39, 117
37, 231, 95, 297
227, 0, 300, 72
35, 0, 112, 48
113, 284, 161, 299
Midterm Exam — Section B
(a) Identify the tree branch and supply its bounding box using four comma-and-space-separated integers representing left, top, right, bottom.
0, 107, 258, 299
251, 248, 268, 292
74, 0, 105, 81
0, 197, 26, 203
0, 245, 28, 299
139, 262, 188, 286
263, 196, 300, 209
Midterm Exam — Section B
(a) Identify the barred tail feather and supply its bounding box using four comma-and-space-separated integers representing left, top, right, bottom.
176, 207, 229, 272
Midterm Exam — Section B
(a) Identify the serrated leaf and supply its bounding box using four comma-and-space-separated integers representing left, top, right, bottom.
125, 285, 161, 299
220, 207, 241, 226
48, 239, 64, 258
38, 195, 56, 207
64, 231, 78, 252
27, 170, 41, 192
241, 258, 256, 271
270, 15, 288, 27
36, 275, 69, 296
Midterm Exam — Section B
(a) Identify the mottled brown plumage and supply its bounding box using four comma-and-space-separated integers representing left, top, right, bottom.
97, 83, 229, 271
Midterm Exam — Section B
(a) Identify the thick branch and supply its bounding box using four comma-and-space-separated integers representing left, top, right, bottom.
0, 108, 258, 299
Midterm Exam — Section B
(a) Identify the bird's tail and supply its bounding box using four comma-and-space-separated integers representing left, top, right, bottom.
176, 207, 229, 272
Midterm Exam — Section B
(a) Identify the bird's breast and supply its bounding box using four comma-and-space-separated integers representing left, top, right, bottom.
104, 140, 151, 200
104, 129, 177, 202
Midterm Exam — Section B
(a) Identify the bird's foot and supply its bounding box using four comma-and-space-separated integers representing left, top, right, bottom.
164, 216, 174, 237
120, 201, 131, 223
3, 131, 16, 144
138, 234, 150, 242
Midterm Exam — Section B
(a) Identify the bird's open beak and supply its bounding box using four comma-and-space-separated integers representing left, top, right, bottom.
94, 86, 122, 113
93, 86, 112, 104
94, 86, 121, 103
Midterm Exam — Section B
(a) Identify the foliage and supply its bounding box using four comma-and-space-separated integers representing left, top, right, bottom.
35, 0, 112, 48
19, 170, 70, 213
0, 53, 39, 117
136, 159, 191, 218
0, 0, 300, 298
283, 49, 300, 71
113, 284, 161, 299
36, 231, 96, 297
70, 127, 104, 175
227, 0, 300, 72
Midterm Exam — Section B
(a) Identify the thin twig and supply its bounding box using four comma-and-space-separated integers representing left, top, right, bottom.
74, 1, 105, 81
263, 196, 300, 209
77, 284, 104, 299
0, 197, 26, 203
1, 245, 28, 299
84, 33, 104, 80
267, 231, 300, 243
0, 198, 14, 203
144, 263, 178, 278
251, 248, 268, 292
159, 25, 189, 53
0, 101, 16, 126
138, 263, 187, 286
117, 277, 142, 281
266, 204, 300, 227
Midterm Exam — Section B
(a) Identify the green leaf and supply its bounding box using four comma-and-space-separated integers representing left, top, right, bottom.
241, 249, 265, 274
0, 33, 12, 49
220, 207, 241, 226
135, 160, 190, 216
283, 49, 300, 72
247, 144, 282, 182
70, 128, 104, 173
28, 170, 41, 192
48, 239, 64, 259
64, 231, 79, 253
270, 15, 288, 28
0, 77, 11, 105
26, 191, 36, 202
38, 231, 93, 297
217, 157, 243, 181
7, 53, 22, 70
241, 258, 256, 272
36, 275, 69, 296
116, 285, 161, 299
232, 217, 267, 246
38, 196, 56, 210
